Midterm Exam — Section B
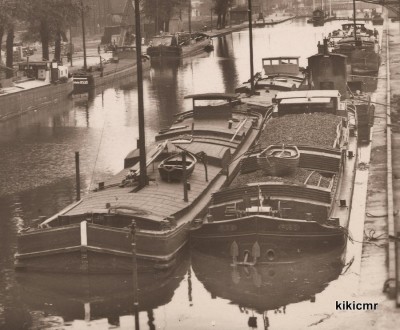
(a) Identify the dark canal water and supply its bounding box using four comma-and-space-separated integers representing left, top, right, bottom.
0, 17, 371, 329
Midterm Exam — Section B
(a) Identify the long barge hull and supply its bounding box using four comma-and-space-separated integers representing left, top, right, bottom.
15, 97, 269, 273
147, 39, 211, 58
73, 60, 151, 92
15, 221, 191, 273
0, 81, 73, 121
190, 215, 346, 263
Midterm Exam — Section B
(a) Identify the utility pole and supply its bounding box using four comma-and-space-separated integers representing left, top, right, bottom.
69, 27, 73, 67
134, 0, 147, 188
248, 0, 255, 94
353, 0, 357, 44
80, 0, 87, 70
189, 0, 192, 37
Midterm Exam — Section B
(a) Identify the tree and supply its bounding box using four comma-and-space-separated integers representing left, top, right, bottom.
143, 0, 185, 33
0, 25, 4, 64
213, 0, 232, 29
23, 0, 82, 61
0, 0, 23, 78
5, 25, 14, 77
0, 0, 9, 64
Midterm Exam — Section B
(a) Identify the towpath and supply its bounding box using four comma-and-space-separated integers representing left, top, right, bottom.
309, 12, 400, 330
204, 14, 296, 38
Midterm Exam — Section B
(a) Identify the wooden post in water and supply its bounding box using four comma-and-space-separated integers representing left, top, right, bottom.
182, 151, 188, 202
75, 152, 81, 201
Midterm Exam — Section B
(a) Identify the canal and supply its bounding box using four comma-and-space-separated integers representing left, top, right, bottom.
0, 17, 373, 329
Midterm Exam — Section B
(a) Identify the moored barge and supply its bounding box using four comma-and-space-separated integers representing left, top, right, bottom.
329, 23, 381, 76
190, 89, 357, 263
190, 46, 364, 264
147, 33, 213, 58
14, 93, 267, 273
73, 48, 151, 92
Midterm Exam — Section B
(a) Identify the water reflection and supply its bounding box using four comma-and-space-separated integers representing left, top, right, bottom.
148, 59, 182, 128
14, 250, 190, 329
192, 248, 344, 327
215, 37, 240, 93
0, 99, 74, 144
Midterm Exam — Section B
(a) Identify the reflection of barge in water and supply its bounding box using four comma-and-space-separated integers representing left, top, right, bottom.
191, 45, 365, 264
191, 247, 343, 313
0, 61, 73, 121
16, 249, 190, 327
15, 93, 267, 273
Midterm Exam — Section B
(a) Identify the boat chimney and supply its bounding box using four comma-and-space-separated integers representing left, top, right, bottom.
323, 38, 329, 55
317, 41, 323, 54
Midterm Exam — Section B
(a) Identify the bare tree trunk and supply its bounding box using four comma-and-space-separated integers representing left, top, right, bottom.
222, 13, 226, 28
40, 19, 50, 60
54, 30, 62, 62
217, 14, 222, 29
6, 26, 14, 79
0, 26, 4, 64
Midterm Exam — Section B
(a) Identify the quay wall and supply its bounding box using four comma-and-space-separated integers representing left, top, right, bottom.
0, 81, 73, 121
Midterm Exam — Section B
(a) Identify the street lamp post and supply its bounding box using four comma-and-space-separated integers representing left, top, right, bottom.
248, 0, 255, 94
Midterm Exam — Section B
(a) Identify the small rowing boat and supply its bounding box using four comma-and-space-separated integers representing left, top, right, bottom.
257, 144, 300, 176
158, 151, 197, 182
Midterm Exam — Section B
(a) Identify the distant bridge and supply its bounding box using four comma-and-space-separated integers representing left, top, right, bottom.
325, 1, 400, 18
360, 0, 400, 16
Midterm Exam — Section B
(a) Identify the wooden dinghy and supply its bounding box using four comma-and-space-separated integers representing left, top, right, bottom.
257, 144, 300, 176
158, 152, 197, 182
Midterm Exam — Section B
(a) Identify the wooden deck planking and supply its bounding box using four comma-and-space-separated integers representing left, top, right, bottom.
65, 159, 222, 220
61, 104, 263, 226
174, 141, 232, 159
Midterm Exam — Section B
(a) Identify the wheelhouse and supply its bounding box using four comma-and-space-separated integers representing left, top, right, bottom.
272, 90, 344, 116
262, 56, 300, 76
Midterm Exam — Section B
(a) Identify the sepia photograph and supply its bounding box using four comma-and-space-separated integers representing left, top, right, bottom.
0, 0, 399, 329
